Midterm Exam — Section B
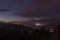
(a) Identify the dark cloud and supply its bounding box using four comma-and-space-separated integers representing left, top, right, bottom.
0, 9, 9, 12
14, 0, 60, 18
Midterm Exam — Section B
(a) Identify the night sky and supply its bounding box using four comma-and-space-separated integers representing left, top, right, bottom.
0, 0, 60, 22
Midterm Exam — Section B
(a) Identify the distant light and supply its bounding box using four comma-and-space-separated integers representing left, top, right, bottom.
49, 28, 55, 32
35, 23, 44, 26
34, 18, 42, 20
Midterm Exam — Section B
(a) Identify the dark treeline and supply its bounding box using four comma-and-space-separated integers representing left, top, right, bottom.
0, 23, 60, 40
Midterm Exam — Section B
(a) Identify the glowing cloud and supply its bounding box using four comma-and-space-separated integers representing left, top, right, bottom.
0, 18, 17, 22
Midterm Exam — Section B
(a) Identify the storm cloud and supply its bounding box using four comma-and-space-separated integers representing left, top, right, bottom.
0, 9, 9, 12
14, 0, 60, 18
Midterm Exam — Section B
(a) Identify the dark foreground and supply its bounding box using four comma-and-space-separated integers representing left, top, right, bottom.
0, 23, 60, 40
0, 30, 59, 40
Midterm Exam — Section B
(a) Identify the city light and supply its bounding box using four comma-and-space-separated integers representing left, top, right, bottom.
49, 28, 55, 32
35, 23, 44, 26
34, 18, 42, 20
